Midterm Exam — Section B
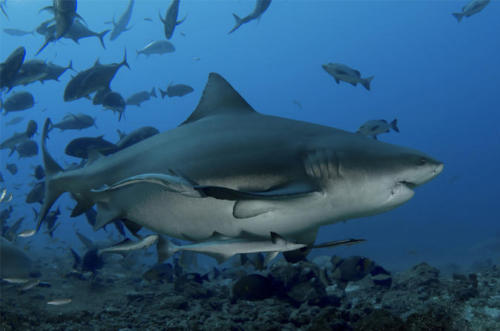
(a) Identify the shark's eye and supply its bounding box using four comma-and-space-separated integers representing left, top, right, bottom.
418, 157, 427, 166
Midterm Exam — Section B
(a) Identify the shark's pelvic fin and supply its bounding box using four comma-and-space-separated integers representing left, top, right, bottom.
181, 73, 257, 125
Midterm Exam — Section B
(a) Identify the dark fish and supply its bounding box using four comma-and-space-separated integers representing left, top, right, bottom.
136, 40, 175, 57
41, 0, 80, 40
0, 46, 25, 89
102, 91, 126, 120
51, 113, 96, 131
143, 17, 152, 22
33, 165, 45, 180
6, 163, 17, 175
1, 91, 35, 113
452, 0, 490, 22
26, 182, 45, 204
322, 62, 374, 91
0, 0, 7, 19
14, 140, 38, 158
357, 119, 399, 140
0, 120, 36, 152
5, 116, 23, 126
40, 60, 73, 83
92, 87, 111, 106
125, 88, 156, 107
65, 136, 118, 159
159, 0, 185, 40
64, 51, 129, 102
229, 0, 272, 34
159, 83, 193, 98
3, 28, 34, 36
4, 217, 24, 242
116, 126, 159, 150
65, 20, 109, 48
11, 59, 48, 87
110, 0, 134, 41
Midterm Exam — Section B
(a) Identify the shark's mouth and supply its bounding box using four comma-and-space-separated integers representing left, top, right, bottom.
398, 181, 417, 190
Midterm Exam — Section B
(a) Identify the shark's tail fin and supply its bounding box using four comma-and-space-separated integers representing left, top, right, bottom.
98, 29, 110, 49
121, 49, 130, 69
390, 119, 399, 133
452, 12, 463, 22
157, 236, 179, 263
159, 88, 168, 99
150, 87, 157, 98
36, 119, 66, 232
228, 13, 243, 34
361, 76, 374, 91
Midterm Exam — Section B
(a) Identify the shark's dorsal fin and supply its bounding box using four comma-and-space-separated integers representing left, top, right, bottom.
181, 73, 256, 125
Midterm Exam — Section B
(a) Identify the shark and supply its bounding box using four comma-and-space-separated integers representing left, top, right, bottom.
35, 72, 443, 261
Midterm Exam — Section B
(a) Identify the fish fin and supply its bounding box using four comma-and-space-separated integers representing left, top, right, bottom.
70, 194, 94, 217
98, 29, 110, 49
233, 200, 277, 219
158, 11, 165, 23
334, 78, 340, 84
159, 88, 167, 99
181, 73, 257, 125
39, 6, 53, 14
390, 119, 399, 133
122, 219, 142, 238
36, 119, 65, 232
228, 13, 243, 34
87, 150, 104, 165
176, 14, 187, 26
452, 12, 463, 22
76, 231, 94, 249
270, 232, 286, 245
157, 236, 177, 263
361, 76, 374, 91
196, 181, 317, 201
94, 202, 122, 230
121, 49, 130, 69
75, 13, 86, 25
264, 251, 279, 265
150, 87, 157, 98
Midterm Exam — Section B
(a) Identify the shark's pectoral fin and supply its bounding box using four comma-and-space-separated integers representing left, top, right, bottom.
233, 200, 277, 219
70, 193, 94, 217
95, 202, 122, 230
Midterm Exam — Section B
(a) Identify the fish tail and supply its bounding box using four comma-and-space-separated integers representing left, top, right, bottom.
361, 76, 374, 91
159, 88, 167, 99
390, 119, 399, 133
121, 49, 130, 69
157, 236, 178, 263
228, 13, 243, 34
98, 29, 110, 49
151, 87, 157, 98
36, 119, 66, 232
452, 12, 463, 22
66, 60, 73, 71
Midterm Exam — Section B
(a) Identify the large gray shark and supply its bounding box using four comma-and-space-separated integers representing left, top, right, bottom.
36, 73, 443, 259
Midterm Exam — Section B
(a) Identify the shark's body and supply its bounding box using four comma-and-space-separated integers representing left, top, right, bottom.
37, 73, 443, 255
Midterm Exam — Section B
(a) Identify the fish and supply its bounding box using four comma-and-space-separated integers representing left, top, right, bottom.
357, 119, 399, 140
41, 60, 73, 83
98, 234, 159, 255
5, 163, 17, 175
159, 0, 185, 40
4, 217, 24, 241
41, 0, 81, 40
13, 140, 38, 158
136, 40, 175, 57
26, 182, 45, 204
65, 20, 109, 48
35, 73, 443, 262
5, 116, 23, 126
0, 46, 25, 90
452, 0, 490, 22
0, 0, 7, 19
110, 0, 134, 41
64, 51, 129, 102
115, 126, 159, 150
322, 63, 374, 91
47, 298, 72, 306
0, 188, 6, 202
92, 87, 111, 106
11, 59, 49, 87
0, 121, 36, 152
50, 113, 96, 131
3, 28, 34, 36
20, 279, 40, 291
2, 278, 30, 284
65, 136, 118, 159
18, 229, 36, 238
159, 83, 193, 98
125, 88, 157, 107
0, 237, 32, 279
229, 0, 272, 34
102, 91, 126, 120
158, 232, 306, 264
1, 91, 35, 114
143, 17, 152, 22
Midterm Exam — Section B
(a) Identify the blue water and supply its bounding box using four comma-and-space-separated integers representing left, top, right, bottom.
1, 0, 499, 271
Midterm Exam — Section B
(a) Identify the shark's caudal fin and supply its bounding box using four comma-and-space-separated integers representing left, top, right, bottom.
361, 76, 374, 91
390, 119, 399, 133
228, 13, 243, 34
36, 119, 65, 232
